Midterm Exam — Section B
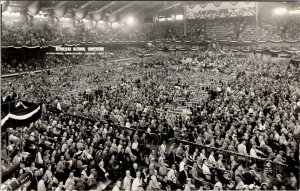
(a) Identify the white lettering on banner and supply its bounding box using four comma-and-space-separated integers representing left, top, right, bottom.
20, 176, 30, 184
55, 47, 71, 51
54, 47, 104, 52
88, 47, 104, 51
65, 52, 82, 55
73, 47, 86, 51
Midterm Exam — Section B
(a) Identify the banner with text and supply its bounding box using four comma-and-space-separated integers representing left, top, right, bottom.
54, 46, 104, 52
184, 2, 256, 19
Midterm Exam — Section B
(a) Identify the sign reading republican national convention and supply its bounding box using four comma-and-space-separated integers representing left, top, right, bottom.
55, 46, 104, 52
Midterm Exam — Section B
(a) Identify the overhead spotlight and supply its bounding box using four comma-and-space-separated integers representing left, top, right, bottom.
109, 15, 116, 23
175, 15, 184, 20
111, 22, 119, 29
2, 11, 20, 16
273, 8, 288, 15
289, 10, 300, 15
126, 16, 135, 26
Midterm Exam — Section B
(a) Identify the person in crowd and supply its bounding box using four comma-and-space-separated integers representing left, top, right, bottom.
132, 171, 143, 191
235, 174, 245, 190
184, 178, 195, 191
250, 143, 266, 158
54, 182, 64, 191
64, 172, 76, 191
112, 180, 121, 191
148, 170, 161, 191
237, 139, 248, 156
179, 158, 187, 172
191, 162, 202, 188
123, 170, 132, 191
214, 176, 223, 190
216, 154, 226, 171
167, 164, 178, 183
37, 176, 47, 191
208, 150, 216, 167
202, 159, 212, 181
178, 165, 191, 187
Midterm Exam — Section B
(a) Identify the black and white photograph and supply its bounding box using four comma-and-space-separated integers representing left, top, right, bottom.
1, 1, 300, 190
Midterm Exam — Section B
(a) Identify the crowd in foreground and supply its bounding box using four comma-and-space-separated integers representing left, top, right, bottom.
1, 51, 300, 191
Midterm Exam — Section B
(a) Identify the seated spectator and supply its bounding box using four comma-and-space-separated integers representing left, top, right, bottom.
202, 159, 212, 181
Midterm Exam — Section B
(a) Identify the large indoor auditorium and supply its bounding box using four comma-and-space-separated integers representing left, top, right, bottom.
1, 1, 300, 191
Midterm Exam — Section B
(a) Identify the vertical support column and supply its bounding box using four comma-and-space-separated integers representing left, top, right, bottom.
183, 7, 187, 36
20, 127, 23, 153
184, 20, 187, 36
255, 2, 258, 29
9, 101, 11, 113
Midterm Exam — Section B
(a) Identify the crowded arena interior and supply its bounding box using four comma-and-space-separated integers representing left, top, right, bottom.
1, 1, 300, 191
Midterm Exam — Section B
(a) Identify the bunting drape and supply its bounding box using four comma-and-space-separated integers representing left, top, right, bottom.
184, 2, 257, 19
1, 101, 41, 131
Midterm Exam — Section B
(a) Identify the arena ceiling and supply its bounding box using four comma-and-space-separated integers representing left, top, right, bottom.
3, 1, 186, 20
4, 1, 298, 22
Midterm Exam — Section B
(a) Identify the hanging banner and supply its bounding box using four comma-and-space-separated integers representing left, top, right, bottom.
184, 2, 256, 19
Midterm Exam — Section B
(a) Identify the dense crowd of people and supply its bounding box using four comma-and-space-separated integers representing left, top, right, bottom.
2, 13, 300, 46
2, 49, 300, 190
2, 20, 148, 46
1, 50, 134, 74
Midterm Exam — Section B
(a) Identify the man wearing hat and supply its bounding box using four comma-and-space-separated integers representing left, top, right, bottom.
81, 165, 88, 179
